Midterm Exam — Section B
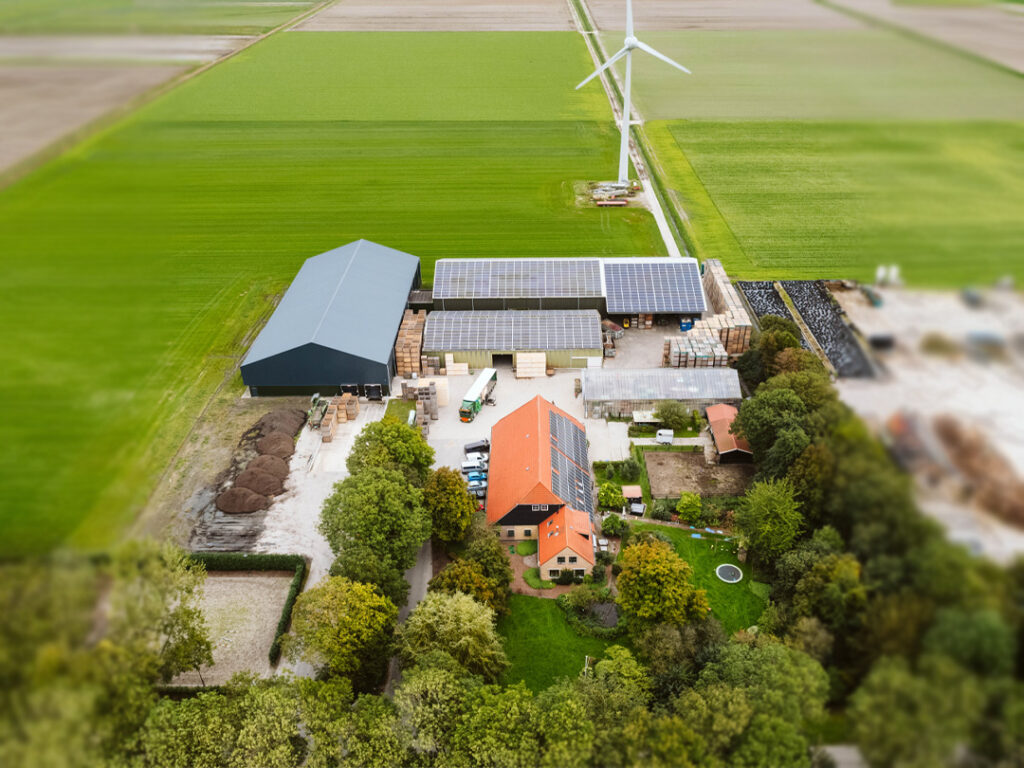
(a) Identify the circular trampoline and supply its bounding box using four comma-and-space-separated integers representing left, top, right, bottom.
716, 564, 743, 584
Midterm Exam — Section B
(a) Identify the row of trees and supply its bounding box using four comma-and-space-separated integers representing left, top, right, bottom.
731, 315, 1024, 766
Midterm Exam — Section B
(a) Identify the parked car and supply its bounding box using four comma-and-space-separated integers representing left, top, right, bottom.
473, 489, 487, 499
465, 451, 488, 464
464, 439, 490, 455
468, 479, 488, 491
655, 429, 674, 445
461, 460, 487, 474
467, 471, 487, 482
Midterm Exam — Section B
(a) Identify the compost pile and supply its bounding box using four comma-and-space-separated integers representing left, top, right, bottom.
215, 408, 305, 514
737, 281, 810, 350
781, 280, 874, 378
934, 416, 1024, 527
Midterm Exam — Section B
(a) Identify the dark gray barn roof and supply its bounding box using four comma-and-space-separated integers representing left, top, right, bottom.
242, 240, 420, 367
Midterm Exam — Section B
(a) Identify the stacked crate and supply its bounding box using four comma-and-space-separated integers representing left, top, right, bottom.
699, 259, 753, 356
415, 400, 431, 437
395, 310, 427, 377
662, 334, 728, 368
637, 313, 654, 329
320, 393, 359, 443
420, 355, 441, 376
444, 354, 469, 376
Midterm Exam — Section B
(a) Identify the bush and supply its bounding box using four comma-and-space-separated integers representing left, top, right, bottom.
675, 492, 703, 521
601, 514, 628, 538
650, 506, 672, 522
554, 594, 625, 639
596, 550, 615, 566
556, 569, 576, 585
189, 552, 307, 665
655, 401, 690, 431
597, 482, 626, 510
617, 458, 642, 482
591, 564, 607, 583
612, 563, 622, 577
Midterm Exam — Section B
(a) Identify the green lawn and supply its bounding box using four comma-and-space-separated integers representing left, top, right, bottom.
383, 398, 416, 425
0, 31, 664, 555
497, 594, 613, 692
516, 540, 537, 556
605, 29, 1024, 121
631, 523, 766, 633
648, 120, 1024, 285
0, 0, 319, 34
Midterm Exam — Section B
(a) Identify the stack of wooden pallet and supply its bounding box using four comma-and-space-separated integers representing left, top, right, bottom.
414, 400, 431, 437
662, 333, 729, 368
320, 393, 359, 443
638, 313, 654, 329
415, 382, 439, 420
395, 309, 427, 377
420, 355, 441, 376
444, 354, 469, 376
515, 352, 547, 378
700, 259, 752, 356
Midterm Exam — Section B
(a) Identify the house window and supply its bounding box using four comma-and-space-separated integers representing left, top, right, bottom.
575, 569, 585, 578
557, 556, 565, 564
568, 556, 577, 563
507, 529, 514, 537
524, 529, 532, 537
549, 570, 559, 578
531, 504, 548, 512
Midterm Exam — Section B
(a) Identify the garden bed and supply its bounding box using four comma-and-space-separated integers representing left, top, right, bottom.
645, 452, 754, 499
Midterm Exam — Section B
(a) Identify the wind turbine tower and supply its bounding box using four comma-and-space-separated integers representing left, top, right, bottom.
576, 0, 691, 184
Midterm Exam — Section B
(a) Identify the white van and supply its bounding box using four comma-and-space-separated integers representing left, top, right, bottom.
461, 460, 487, 474
655, 429, 674, 445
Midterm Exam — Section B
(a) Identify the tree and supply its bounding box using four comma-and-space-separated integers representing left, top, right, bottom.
337, 695, 411, 768
785, 617, 834, 664
771, 347, 823, 376
736, 479, 802, 563
330, 542, 412, 607
849, 655, 984, 768
423, 467, 475, 544
617, 539, 709, 626
654, 400, 690, 431
922, 608, 1016, 678
733, 388, 809, 478
448, 683, 540, 768
792, 552, 867, 634
601, 513, 629, 539
397, 592, 508, 682
598, 482, 626, 509
284, 577, 397, 684
429, 559, 506, 615
760, 369, 836, 414
676, 492, 703, 522
617, 458, 642, 482
393, 664, 469, 761
106, 539, 213, 684
463, 529, 513, 610
347, 418, 435, 486
594, 646, 651, 703
320, 466, 431, 604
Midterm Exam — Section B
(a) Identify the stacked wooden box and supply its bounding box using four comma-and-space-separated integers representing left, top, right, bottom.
699, 259, 752, 356
395, 310, 427, 377
320, 393, 359, 443
415, 400, 431, 437
443, 354, 469, 376
662, 334, 728, 368
638, 313, 654, 329
515, 352, 547, 379
420, 355, 441, 376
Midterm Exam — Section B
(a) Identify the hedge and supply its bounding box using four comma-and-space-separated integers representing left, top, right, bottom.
188, 552, 308, 665
555, 595, 627, 640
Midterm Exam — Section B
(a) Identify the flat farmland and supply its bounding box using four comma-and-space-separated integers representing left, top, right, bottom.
604, 29, 1024, 121
297, 0, 573, 31
647, 120, 1024, 284
0, 31, 663, 555
0, 0, 319, 34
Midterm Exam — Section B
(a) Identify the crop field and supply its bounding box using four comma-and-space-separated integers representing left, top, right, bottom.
648, 120, 1024, 284
0, 0, 319, 34
604, 29, 1024, 121
0, 31, 663, 555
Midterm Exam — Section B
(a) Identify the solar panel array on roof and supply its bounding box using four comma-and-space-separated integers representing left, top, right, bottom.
548, 411, 593, 515
603, 260, 706, 314
422, 311, 602, 351
432, 259, 603, 299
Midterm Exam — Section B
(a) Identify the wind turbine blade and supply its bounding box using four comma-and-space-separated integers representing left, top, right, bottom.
575, 46, 629, 89
626, 0, 634, 38
636, 40, 692, 74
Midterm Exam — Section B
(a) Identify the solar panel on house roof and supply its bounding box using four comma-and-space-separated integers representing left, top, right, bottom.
432, 259, 603, 299
548, 411, 593, 515
603, 260, 706, 314
422, 311, 602, 351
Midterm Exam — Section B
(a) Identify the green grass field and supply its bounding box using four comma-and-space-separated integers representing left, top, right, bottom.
631, 523, 766, 633
0, 0, 318, 34
604, 29, 1024, 121
0, 31, 663, 556
648, 120, 1024, 284
497, 594, 614, 692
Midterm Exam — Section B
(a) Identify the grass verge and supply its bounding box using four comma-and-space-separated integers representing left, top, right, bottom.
523, 567, 555, 590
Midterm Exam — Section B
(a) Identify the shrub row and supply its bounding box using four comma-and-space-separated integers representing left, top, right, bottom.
188, 552, 307, 665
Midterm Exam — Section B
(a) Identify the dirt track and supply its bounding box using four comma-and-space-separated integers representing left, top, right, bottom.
296, 0, 573, 31
0, 64, 183, 175
587, 0, 860, 31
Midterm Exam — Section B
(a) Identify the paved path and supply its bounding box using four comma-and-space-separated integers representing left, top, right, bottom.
632, 434, 708, 448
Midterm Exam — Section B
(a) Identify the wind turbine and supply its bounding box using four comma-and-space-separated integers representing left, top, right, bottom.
576, 0, 691, 184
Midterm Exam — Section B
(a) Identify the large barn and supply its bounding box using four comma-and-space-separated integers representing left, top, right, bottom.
241, 240, 421, 397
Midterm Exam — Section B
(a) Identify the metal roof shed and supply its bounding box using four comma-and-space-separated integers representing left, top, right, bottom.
241, 240, 421, 396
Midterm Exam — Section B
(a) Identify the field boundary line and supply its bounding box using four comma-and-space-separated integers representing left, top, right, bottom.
816, 0, 1023, 80
0, 0, 337, 192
